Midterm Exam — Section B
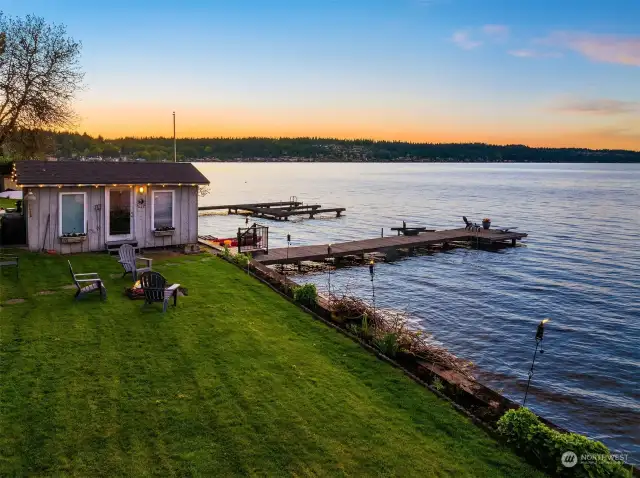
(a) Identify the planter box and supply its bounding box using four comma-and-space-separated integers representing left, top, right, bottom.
60, 235, 87, 244
153, 229, 175, 237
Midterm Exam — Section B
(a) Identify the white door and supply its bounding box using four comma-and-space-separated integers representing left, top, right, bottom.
105, 187, 134, 241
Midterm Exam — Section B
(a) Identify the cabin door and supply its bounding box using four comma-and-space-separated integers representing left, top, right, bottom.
105, 187, 134, 241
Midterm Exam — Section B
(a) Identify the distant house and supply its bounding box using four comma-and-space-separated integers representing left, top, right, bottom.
14, 160, 209, 253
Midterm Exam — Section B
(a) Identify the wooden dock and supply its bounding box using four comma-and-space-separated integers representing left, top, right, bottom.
198, 200, 345, 221
198, 200, 302, 212
252, 228, 527, 265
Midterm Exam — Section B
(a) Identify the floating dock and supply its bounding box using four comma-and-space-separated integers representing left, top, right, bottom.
252, 228, 527, 265
198, 200, 345, 221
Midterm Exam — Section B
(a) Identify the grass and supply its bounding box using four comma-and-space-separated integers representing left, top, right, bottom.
0, 198, 17, 209
0, 251, 544, 477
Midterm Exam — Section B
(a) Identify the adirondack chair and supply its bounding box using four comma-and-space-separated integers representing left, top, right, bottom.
68, 260, 107, 301
139, 271, 180, 313
118, 244, 152, 281
0, 254, 19, 279
462, 216, 481, 232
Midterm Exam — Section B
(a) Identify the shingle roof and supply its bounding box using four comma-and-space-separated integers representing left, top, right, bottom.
15, 160, 210, 186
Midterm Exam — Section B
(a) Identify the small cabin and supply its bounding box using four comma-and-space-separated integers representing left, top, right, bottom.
13, 160, 209, 253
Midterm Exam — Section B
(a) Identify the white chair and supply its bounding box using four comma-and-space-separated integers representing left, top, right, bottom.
117, 244, 152, 281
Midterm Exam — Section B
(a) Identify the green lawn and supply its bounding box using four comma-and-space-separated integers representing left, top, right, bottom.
0, 197, 17, 209
0, 251, 544, 477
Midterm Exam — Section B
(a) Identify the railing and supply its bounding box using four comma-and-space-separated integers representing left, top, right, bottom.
237, 223, 269, 254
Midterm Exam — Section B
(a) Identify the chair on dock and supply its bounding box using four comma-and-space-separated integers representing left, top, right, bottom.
118, 244, 153, 281
462, 216, 480, 231
68, 260, 107, 301
139, 271, 180, 313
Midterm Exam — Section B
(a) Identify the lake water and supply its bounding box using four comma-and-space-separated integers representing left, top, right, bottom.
195, 162, 640, 461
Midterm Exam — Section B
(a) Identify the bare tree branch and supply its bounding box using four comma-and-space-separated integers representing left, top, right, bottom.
0, 12, 84, 154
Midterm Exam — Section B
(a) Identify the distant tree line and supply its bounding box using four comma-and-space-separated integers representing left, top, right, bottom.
3, 130, 640, 163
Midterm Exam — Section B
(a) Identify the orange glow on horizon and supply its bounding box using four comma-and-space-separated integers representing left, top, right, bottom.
74, 103, 640, 151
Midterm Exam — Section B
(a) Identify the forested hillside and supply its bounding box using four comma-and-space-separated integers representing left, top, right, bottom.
4, 131, 640, 163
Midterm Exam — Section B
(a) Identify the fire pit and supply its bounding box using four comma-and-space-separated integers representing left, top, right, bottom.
124, 280, 145, 300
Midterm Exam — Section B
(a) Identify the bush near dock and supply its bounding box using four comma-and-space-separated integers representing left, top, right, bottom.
497, 408, 630, 477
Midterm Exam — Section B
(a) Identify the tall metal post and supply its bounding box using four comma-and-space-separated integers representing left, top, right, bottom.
285, 233, 291, 294
327, 244, 332, 303
523, 319, 550, 406
173, 111, 177, 162
369, 260, 376, 320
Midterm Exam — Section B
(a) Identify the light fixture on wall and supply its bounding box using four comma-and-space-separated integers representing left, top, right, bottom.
25, 190, 36, 218
138, 185, 145, 194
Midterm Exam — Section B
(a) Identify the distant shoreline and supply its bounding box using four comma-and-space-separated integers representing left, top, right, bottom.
22, 131, 640, 163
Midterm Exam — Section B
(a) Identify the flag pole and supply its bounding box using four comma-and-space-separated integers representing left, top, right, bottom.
173, 111, 177, 162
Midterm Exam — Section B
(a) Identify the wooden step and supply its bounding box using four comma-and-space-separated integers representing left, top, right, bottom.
105, 239, 139, 254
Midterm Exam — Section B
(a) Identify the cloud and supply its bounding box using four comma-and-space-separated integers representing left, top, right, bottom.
451, 30, 483, 50
541, 32, 640, 66
552, 98, 640, 115
451, 24, 509, 50
508, 49, 562, 59
482, 24, 509, 42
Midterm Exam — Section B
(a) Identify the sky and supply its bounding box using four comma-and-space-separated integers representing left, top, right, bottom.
3, 0, 640, 150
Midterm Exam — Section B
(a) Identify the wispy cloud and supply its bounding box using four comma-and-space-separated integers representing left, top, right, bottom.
451, 24, 510, 50
508, 49, 562, 59
451, 30, 483, 50
541, 32, 640, 66
482, 24, 509, 42
552, 98, 640, 115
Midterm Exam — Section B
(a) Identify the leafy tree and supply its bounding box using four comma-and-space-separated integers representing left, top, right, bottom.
0, 13, 83, 150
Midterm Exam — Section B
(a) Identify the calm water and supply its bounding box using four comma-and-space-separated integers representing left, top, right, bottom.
196, 163, 640, 460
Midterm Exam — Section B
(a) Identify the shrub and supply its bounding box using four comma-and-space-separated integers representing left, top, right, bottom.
432, 377, 444, 393
293, 284, 317, 307
222, 245, 231, 259
497, 408, 629, 477
374, 333, 399, 357
235, 252, 251, 268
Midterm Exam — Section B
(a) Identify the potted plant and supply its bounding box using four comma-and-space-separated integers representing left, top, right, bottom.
60, 232, 87, 243
482, 218, 491, 230
153, 226, 176, 237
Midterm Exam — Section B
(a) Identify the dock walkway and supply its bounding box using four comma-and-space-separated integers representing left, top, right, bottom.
252, 228, 527, 265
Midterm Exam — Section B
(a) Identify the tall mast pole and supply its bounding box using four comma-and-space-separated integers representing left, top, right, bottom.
173, 111, 177, 162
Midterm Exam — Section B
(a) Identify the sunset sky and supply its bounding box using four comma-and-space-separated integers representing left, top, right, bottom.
4, 0, 640, 150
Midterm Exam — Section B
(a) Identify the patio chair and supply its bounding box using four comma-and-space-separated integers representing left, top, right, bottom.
0, 254, 19, 279
68, 260, 107, 301
462, 216, 474, 231
139, 271, 180, 313
118, 244, 153, 281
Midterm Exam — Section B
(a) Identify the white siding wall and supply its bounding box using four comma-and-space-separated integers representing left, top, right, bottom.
26, 185, 199, 253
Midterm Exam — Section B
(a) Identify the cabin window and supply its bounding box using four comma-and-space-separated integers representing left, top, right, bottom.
152, 190, 174, 229
59, 192, 87, 235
